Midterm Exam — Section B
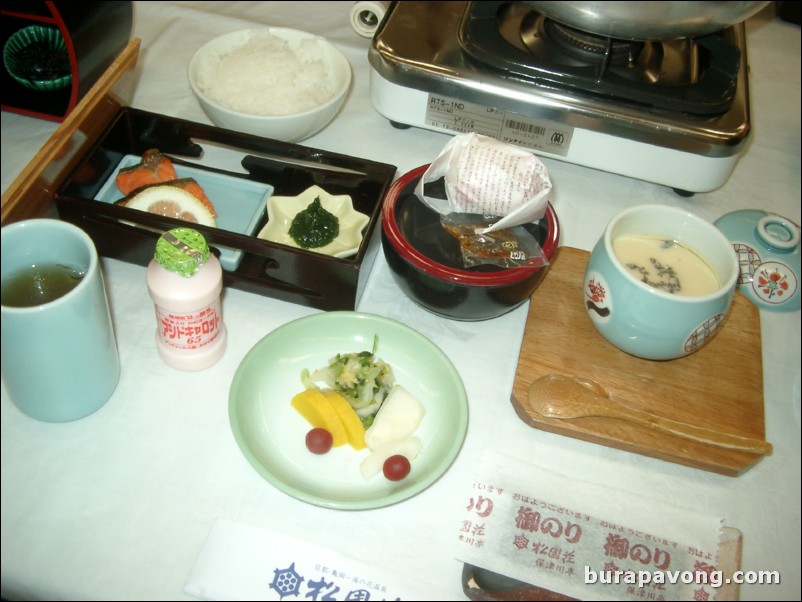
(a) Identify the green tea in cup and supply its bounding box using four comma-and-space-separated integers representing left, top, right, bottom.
1, 262, 86, 308
1, 219, 120, 422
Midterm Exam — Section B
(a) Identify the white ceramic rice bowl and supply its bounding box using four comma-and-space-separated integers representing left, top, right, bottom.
188, 27, 351, 143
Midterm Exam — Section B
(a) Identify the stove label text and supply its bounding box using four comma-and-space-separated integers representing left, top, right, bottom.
426, 94, 573, 157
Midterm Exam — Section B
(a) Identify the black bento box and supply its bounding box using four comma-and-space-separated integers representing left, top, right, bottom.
54, 107, 397, 311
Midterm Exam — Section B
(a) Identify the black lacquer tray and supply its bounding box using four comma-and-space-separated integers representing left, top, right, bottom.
54, 107, 397, 310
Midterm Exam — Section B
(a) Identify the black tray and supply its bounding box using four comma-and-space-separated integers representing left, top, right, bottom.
54, 107, 397, 310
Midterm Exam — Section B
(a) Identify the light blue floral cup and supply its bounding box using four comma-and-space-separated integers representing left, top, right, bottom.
1, 219, 120, 422
714, 210, 800, 312
583, 205, 739, 361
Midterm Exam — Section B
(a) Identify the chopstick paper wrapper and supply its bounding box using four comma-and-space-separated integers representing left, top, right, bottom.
455, 451, 726, 601
184, 519, 455, 601
414, 133, 552, 234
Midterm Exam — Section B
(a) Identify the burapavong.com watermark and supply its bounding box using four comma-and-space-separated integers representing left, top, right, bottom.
585, 566, 780, 589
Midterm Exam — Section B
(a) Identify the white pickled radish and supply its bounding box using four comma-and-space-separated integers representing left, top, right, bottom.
360, 437, 422, 480
364, 384, 426, 449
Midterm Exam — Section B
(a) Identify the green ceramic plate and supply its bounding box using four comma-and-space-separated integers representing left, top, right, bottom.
3, 25, 72, 91
229, 311, 469, 509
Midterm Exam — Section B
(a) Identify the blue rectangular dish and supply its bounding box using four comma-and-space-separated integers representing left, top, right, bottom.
95, 155, 272, 271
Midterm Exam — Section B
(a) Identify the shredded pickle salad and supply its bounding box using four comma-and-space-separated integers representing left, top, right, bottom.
301, 335, 394, 428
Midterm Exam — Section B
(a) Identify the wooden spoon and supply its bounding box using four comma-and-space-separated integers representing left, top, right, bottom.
527, 374, 773, 456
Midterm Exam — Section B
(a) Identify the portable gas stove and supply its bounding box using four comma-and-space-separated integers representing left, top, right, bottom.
368, 1, 754, 194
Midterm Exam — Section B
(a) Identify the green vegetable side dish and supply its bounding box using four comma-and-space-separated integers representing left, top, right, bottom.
301, 335, 394, 429
288, 197, 340, 249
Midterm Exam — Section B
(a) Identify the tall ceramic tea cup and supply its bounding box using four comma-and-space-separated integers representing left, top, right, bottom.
583, 205, 739, 361
1, 219, 120, 421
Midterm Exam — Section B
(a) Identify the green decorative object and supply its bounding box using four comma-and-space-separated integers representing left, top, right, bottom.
3, 25, 72, 91
153, 228, 211, 277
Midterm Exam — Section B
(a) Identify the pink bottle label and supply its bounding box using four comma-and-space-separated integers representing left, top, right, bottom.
155, 299, 223, 351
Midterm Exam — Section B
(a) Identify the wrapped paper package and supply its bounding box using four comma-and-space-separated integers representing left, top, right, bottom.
456, 451, 732, 601
414, 133, 552, 234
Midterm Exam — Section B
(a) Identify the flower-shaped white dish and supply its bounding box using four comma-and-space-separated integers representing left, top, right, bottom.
258, 185, 369, 258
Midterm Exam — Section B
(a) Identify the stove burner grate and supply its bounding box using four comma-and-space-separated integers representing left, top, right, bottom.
459, 2, 741, 115
541, 19, 644, 66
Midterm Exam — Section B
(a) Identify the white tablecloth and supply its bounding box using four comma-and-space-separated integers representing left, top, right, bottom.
2, 2, 800, 600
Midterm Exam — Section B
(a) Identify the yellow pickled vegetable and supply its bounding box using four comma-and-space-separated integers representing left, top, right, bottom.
291, 389, 347, 447
324, 390, 367, 450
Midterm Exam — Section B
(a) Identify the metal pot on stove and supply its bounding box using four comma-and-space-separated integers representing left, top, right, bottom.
526, 1, 771, 40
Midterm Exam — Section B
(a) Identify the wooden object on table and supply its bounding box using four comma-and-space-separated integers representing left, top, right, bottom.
510, 247, 766, 476
1, 37, 141, 225
528, 374, 772, 455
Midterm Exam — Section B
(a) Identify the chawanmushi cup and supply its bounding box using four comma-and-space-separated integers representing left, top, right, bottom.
583, 205, 739, 361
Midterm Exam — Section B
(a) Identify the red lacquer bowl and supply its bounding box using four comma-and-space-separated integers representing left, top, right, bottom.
381, 164, 560, 321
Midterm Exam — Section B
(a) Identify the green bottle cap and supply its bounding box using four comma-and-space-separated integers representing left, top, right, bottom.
154, 228, 210, 277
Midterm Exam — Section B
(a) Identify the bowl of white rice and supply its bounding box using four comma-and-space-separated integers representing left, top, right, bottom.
188, 28, 351, 143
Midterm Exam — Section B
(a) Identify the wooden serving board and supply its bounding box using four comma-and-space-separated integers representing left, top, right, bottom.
511, 247, 767, 476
